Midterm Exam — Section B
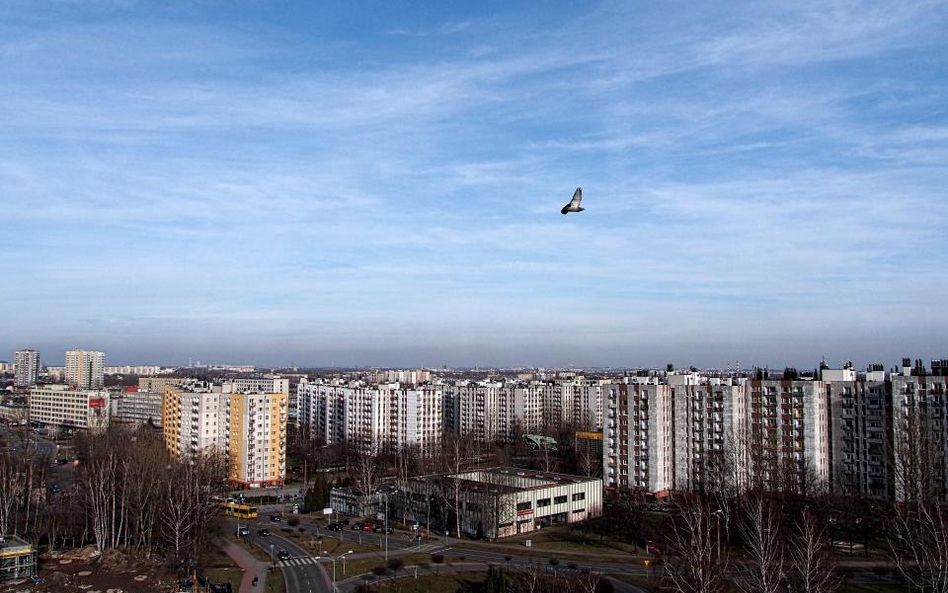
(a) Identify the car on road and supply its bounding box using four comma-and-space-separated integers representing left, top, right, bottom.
361, 521, 374, 531
236, 526, 250, 537
350, 522, 363, 530
257, 528, 271, 536
372, 524, 394, 534
277, 550, 290, 561
326, 522, 343, 531
269, 515, 281, 523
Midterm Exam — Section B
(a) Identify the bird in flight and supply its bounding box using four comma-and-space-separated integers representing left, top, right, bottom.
561, 187, 584, 215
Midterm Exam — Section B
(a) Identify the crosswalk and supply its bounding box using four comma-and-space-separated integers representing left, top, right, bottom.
279, 556, 320, 567
413, 543, 447, 553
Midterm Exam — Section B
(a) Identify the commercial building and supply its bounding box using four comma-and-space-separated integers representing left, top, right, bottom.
14, 350, 40, 387
398, 468, 602, 539
162, 382, 288, 487
65, 350, 105, 389
28, 385, 110, 431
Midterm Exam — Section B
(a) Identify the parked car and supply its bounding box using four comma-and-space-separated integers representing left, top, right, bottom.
277, 550, 290, 561
339, 518, 350, 526
269, 515, 281, 523
372, 524, 393, 534
326, 522, 343, 532
236, 526, 250, 537
350, 522, 363, 531
361, 521, 374, 531
257, 528, 271, 536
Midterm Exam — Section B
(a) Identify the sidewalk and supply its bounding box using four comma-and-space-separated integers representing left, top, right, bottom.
220, 538, 270, 593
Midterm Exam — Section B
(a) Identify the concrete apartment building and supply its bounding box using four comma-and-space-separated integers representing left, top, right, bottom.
297, 381, 441, 455
28, 385, 110, 431
14, 350, 40, 387
139, 376, 186, 393
103, 365, 163, 376
223, 377, 290, 396
601, 360, 948, 503
65, 350, 105, 389
399, 468, 602, 539
162, 382, 288, 487
111, 390, 163, 426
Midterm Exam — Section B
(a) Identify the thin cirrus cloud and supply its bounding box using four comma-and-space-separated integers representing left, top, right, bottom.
0, 0, 946, 368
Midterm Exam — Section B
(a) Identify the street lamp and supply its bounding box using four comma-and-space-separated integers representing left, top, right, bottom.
332, 550, 354, 592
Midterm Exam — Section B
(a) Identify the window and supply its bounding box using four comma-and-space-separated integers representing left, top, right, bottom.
537, 498, 551, 508
516, 502, 532, 512
554, 495, 568, 505
572, 508, 585, 514
572, 492, 585, 502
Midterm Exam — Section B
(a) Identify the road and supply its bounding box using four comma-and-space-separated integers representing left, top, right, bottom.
229, 516, 906, 593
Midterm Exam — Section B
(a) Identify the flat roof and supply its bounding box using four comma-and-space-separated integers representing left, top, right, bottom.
415, 467, 600, 495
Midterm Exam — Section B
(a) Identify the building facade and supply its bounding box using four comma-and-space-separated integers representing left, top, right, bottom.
111, 390, 163, 426
28, 385, 110, 430
13, 350, 40, 387
398, 468, 602, 539
65, 350, 105, 389
161, 383, 287, 487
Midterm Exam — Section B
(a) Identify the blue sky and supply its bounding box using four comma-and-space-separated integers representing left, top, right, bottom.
2, 1, 947, 368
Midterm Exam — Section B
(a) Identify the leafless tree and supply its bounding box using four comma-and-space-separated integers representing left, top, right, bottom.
436, 433, 475, 538
887, 414, 948, 593
736, 492, 785, 593
789, 511, 841, 593
662, 494, 727, 593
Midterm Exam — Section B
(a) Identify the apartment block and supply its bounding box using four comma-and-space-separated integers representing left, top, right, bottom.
891, 366, 948, 501
65, 350, 105, 389
14, 350, 40, 387
162, 383, 287, 487
28, 385, 110, 430
223, 377, 290, 395
296, 381, 442, 455
111, 390, 163, 426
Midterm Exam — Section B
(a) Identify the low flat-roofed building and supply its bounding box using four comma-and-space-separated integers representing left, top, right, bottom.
0, 535, 36, 582
399, 467, 602, 539
28, 385, 109, 431
111, 390, 162, 426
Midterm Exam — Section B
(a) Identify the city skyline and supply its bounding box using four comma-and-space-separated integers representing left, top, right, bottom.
2, 1, 947, 366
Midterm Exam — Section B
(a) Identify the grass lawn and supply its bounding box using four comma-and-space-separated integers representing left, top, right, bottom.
502, 525, 641, 555
374, 574, 487, 593
324, 553, 440, 579
205, 566, 244, 591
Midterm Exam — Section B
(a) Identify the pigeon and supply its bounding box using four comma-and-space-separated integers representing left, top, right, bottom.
561, 187, 584, 215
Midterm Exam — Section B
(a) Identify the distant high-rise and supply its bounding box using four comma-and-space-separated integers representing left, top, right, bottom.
14, 349, 41, 387
65, 350, 105, 389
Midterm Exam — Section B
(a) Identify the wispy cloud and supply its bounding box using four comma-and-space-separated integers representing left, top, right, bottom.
1, 0, 946, 367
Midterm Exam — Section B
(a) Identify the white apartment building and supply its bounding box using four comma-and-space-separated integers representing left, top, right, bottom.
111, 390, 163, 426
296, 381, 442, 455
14, 350, 41, 387
103, 365, 163, 376
891, 368, 948, 501
162, 383, 288, 487
223, 377, 290, 396
65, 350, 105, 389
28, 385, 110, 430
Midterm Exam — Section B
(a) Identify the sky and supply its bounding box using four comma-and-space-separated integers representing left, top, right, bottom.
1, 1, 947, 368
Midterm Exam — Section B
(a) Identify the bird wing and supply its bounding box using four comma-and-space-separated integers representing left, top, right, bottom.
569, 187, 582, 207
561, 204, 570, 215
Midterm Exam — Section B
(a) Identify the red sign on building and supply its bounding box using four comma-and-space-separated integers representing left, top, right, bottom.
89, 397, 106, 408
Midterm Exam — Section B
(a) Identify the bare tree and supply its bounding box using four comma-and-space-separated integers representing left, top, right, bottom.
789, 511, 841, 593
436, 433, 475, 538
663, 494, 727, 593
736, 492, 785, 593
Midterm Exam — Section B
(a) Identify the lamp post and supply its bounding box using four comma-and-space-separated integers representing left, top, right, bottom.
332, 550, 354, 592
712, 509, 722, 565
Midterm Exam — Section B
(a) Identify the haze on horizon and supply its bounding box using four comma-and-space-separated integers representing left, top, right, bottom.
2, 1, 947, 369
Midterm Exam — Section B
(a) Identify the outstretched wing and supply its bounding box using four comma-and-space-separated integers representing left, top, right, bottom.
569, 187, 583, 207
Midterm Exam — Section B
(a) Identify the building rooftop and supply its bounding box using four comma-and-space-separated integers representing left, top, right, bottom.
0, 535, 32, 557
415, 467, 600, 495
